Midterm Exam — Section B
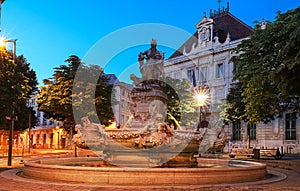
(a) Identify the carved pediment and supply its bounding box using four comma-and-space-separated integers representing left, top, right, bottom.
196, 12, 214, 29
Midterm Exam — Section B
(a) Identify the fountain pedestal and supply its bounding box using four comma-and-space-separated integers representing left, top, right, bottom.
127, 82, 168, 129
101, 133, 201, 168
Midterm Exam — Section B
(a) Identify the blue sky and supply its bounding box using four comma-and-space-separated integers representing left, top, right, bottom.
1, 0, 299, 84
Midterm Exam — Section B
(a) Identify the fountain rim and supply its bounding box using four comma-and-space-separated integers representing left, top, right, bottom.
24, 157, 266, 171
21, 157, 270, 185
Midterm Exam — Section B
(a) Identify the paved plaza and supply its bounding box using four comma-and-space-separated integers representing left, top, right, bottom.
0, 150, 299, 191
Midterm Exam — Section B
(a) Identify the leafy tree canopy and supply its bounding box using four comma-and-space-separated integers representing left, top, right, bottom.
37, 55, 115, 133
165, 77, 198, 127
227, 6, 300, 124
0, 49, 38, 130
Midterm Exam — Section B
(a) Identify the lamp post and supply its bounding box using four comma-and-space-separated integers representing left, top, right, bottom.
1, 38, 17, 166
27, 105, 32, 154
56, 126, 60, 149
0, 0, 5, 32
194, 85, 209, 131
28, 108, 31, 153
5, 113, 17, 166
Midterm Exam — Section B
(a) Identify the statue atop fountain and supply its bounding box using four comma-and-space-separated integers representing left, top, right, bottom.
131, 38, 165, 85
126, 39, 168, 130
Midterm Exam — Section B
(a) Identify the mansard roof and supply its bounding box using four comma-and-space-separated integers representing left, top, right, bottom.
212, 12, 253, 42
169, 10, 253, 59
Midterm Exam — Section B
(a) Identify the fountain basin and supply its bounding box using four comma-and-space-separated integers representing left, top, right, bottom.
23, 157, 268, 185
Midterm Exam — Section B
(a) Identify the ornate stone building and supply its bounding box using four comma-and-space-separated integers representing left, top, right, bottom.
164, 4, 300, 154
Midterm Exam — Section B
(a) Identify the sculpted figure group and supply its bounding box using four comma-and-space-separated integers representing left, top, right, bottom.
130, 39, 165, 85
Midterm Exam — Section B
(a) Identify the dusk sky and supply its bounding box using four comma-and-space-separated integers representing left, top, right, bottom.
1, 0, 299, 84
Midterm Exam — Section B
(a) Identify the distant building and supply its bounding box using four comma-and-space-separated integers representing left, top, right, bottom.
29, 126, 68, 149
113, 81, 133, 128
15, 93, 68, 150
0, 92, 67, 153
102, 73, 118, 85
164, 3, 300, 154
27, 93, 59, 127
0, 130, 23, 157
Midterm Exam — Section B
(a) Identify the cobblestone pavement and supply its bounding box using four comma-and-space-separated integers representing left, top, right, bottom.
0, 151, 299, 191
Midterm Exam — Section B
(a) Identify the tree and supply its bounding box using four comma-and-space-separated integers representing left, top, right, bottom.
37, 55, 80, 133
221, 82, 245, 124
228, 6, 300, 124
37, 55, 115, 136
94, 73, 115, 125
72, 63, 115, 126
0, 49, 38, 130
165, 77, 198, 128
223, 7, 300, 148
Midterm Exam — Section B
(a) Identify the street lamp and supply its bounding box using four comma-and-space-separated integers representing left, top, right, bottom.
194, 85, 209, 131
1, 37, 17, 166
0, 0, 5, 32
26, 102, 33, 154
0, 38, 17, 58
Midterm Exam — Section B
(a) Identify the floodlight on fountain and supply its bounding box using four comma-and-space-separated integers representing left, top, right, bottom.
106, 120, 117, 129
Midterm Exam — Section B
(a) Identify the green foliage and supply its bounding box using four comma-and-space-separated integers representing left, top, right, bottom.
220, 83, 245, 124
38, 55, 115, 132
226, 6, 300, 124
38, 55, 80, 131
72, 63, 115, 126
0, 50, 38, 130
165, 77, 198, 127
95, 75, 115, 125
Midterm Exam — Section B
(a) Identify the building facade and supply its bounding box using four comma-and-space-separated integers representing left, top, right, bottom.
27, 93, 59, 127
29, 126, 68, 149
164, 4, 300, 154
22, 93, 70, 149
113, 82, 133, 128
0, 130, 23, 157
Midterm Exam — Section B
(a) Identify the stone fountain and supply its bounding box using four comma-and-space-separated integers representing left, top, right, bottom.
72, 38, 227, 168
22, 39, 269, 185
